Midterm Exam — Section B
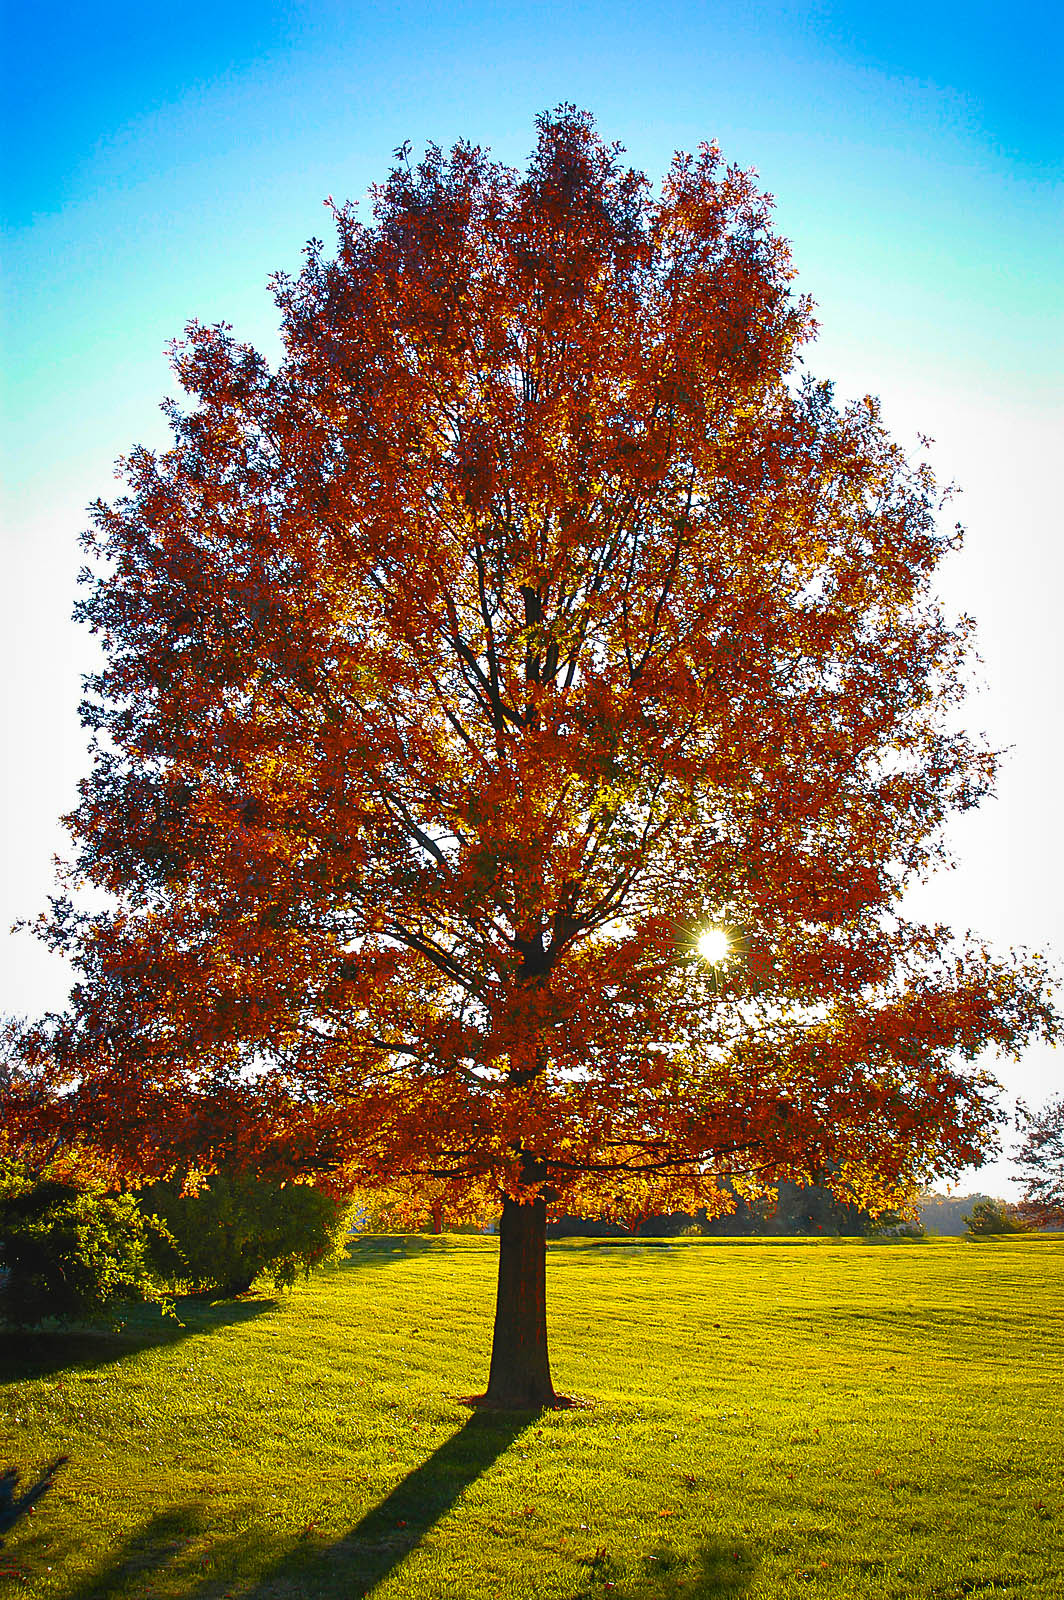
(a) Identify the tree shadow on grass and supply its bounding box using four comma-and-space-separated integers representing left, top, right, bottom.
24, 1400, 756, 1600
2, 1238, 443, 1385
238, 1409, 536, 1597
40, 1411, 535, 1599
0, 1294, 277, 1384
41, 1504, 212, 1600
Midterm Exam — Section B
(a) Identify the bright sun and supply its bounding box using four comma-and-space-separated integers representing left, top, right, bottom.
696, 928, 731, 964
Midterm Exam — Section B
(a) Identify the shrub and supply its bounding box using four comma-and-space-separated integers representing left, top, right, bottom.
963, 1198, 1029, 1236
0, 1159, 167, 1326
140, 1169, 354, 1296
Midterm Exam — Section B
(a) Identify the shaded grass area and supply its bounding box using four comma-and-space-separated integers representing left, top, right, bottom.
1, 1235, 1062, 1598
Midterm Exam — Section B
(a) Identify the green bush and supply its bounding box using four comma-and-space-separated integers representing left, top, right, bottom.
0, 1160, 168, 1326
140, 1169, 354, 1296
963, 1197, 1029, 1236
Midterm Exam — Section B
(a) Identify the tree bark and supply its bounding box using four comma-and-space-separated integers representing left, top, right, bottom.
481, 1192, 558, 1409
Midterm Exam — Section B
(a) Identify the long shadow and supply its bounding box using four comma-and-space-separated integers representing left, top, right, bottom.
46, 1505, 210, 1600
222, 1442, 756, 1600
2, 1238, 441, 1386
38, 1425, 755, 1600
240, 1409, 535, 1597
44, 1412, 532, 1599
2, 1236, 449, 1387
0, 1294, 277, 1384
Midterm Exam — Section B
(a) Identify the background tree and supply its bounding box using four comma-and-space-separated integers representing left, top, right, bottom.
962, 1197, 1029, 1236
755, 1180, 885, 1237
911, 1190, 995, 1236
20, 109, 1056, 1407
1013, 1097, 1064, 1229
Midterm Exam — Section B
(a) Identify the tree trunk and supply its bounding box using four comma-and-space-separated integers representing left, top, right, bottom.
430, 1199, 444, 1235
481, 1192, 558, 1409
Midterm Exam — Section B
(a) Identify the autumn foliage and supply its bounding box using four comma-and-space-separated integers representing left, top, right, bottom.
13, 109, 1056, 1401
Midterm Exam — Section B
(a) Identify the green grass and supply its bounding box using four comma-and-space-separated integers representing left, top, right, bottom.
2, 1235, 1062, 1598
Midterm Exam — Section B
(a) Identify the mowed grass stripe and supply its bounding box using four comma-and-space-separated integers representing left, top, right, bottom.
1, 1235, 1061, 1598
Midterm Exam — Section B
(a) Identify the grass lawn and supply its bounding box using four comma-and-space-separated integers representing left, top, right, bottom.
1, 1234, 1062, 1599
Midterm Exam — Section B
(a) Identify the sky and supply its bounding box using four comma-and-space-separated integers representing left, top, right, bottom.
2, 0, 1061, 1196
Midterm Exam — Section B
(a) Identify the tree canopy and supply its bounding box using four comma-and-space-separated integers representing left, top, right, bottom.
11, 108, 1056, 1403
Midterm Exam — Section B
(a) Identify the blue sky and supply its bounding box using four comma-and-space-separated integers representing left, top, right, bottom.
2, 0, 1061, 1193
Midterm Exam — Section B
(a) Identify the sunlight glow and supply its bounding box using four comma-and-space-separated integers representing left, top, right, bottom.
696, 928, 731, 965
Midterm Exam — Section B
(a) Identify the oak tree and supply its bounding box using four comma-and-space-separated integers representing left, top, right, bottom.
24, 110, 1056, 1405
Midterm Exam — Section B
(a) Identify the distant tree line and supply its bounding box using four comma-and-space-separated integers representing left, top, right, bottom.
916, 1192, 996, 1236
547, 1178, 1061, 1239
546, 1181, 908, 1238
